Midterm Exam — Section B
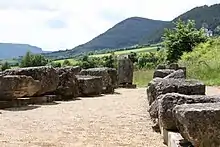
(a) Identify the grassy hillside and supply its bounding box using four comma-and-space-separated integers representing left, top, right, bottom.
90, 46, 157, 57
53, 58, 78, 65
180, 37, 220, 85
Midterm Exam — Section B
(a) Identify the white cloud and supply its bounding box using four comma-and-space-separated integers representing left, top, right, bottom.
0, 0, 219, 51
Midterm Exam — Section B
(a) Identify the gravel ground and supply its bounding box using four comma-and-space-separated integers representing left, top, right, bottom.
206, 86, 220, 95
0, 88, 166, 147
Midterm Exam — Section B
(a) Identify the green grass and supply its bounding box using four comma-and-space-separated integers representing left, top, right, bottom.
184, 60, 220, 86
180, 37, 220, 86
53, 59, 78, 65
133, 69, 154, 87
90, 47, 157, 57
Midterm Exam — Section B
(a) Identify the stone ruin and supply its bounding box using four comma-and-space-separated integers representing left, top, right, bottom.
147, 63, 220, 147
118, 56, 136, 88
0, 58, 135, 109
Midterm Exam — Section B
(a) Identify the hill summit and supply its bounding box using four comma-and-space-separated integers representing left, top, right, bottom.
70, 17, 169, 54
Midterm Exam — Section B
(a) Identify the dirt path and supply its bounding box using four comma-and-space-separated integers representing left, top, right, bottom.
1, 87, 220, 147
206, 86, 220, 95
0, 88, 165, 147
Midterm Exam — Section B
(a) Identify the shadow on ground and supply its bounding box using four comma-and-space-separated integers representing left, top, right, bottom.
4, 105, 41, 111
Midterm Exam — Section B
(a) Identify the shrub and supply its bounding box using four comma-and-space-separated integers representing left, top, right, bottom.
163, 19, 207, 63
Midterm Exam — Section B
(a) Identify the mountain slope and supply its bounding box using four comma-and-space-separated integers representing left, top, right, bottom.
0, 43, 43, 59
140, 4, 220, 44
70, 17, 169, 54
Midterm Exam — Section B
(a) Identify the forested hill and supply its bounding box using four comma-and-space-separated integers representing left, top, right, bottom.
70, 17, 169, 54
140, 4, 220, 44
44, 3, 220, 59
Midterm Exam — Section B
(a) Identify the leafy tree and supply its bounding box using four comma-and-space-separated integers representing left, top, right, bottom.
78, 55, 96, 69
1, 62, 11, 71
102, 55, 115, 68
137, 57, 146, 69
163, 19, 207, 63
128, 52, 138, 63
20, 51, 48, 67
31, 54, 48, 67
20, 51, 32, 67
62, 59, 71, 66
82, 55, 89, 61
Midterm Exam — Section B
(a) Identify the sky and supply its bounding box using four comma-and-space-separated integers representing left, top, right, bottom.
0, 0, 219, 51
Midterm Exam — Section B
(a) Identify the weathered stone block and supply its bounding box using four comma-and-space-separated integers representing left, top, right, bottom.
76, 75, 103, 96
164, 69, 186, 79
149, 99, 159, 119
55, 67, 80, 98
158, 93, 220, 130
106, 68, 118, 89
146, 78, 205, 105
0, 75, 40, 100
173, 103, 220, 147
80, 67, 116, 94
118, 57, 134, 84
81, 68, 118, 93
153, 69, 175, 78
3, 66, 59, 96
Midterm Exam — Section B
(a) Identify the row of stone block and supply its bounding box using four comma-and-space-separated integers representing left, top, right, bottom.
147, 64, 220, 147
0, 66, 118, 109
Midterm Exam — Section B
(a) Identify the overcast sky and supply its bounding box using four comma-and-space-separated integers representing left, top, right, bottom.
0, 0, 219, 51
